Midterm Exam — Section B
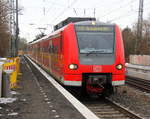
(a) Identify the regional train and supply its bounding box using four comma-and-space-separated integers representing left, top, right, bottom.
28, 17, 125, 96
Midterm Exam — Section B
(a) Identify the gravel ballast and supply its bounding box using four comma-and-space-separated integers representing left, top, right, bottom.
110, 85, 150, 118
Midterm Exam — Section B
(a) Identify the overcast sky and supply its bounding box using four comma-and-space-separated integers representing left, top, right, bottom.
19, 0, 150, 42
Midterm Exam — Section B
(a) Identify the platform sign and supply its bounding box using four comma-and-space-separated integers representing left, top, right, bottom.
3, 62, 16, 74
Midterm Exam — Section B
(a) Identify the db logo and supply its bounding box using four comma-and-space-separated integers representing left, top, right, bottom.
93, 65, 102, 72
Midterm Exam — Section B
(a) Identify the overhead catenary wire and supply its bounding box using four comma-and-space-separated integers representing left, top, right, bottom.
39, 0, 140, 32
35, 0, 141, 25
102, 0, 148, 22
143, 2, 150, 10
107, 10, 138, 22
73, 8, 77, 16
20, 0, 149, 41
45, 1, 66, 14
107, 0, 149, 23
35, 0, 68, 27
51, 0, 78, 23
99, 0, 138, 19
29, 0, 67, 35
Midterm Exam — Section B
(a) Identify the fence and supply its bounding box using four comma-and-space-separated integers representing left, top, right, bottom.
129, 55, 150, 66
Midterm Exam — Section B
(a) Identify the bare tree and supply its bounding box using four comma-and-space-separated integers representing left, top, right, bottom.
123, 14, 150, 59
141, 19, 150, 54
122, 27, 136, 62
18, 37, 27, 51
0, 0, 10, 57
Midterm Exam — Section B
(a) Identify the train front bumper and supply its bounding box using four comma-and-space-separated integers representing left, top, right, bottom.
112, 74, 125, 86
63, 74, 82, 86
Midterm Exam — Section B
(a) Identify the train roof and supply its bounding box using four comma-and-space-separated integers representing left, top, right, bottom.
54, 17, 96, 31
29, 34, 50, 45
29, 26, 66, 45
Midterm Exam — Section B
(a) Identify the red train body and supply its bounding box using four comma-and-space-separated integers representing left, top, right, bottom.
28, 19, 125, 95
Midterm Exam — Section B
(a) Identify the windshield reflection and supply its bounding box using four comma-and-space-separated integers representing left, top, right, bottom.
76, 31, 114, 54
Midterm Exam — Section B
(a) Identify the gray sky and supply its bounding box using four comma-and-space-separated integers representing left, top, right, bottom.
19, 0, 150, 42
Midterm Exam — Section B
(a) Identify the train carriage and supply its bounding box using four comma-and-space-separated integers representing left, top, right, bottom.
28, 17, 125, 96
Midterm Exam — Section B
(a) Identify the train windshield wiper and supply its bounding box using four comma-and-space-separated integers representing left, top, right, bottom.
86, 50, 105, 56
80, 49, 113, 56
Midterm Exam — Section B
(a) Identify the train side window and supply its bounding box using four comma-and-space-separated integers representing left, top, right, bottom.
52, 46, 55, 53
49, 46, 51, 53
49, 45, 54, 54
53, 46, 56, 53
49, 40, 53, 53
52, 45, 58, 54
60, 37, 63, 52
56, 46, 58, 53
51, 46, 54, 53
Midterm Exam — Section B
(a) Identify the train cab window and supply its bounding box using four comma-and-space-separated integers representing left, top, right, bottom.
60, 36, 63, 52
75, 25, 115, 54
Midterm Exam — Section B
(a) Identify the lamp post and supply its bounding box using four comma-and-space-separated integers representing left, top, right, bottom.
15, 0, 19, 57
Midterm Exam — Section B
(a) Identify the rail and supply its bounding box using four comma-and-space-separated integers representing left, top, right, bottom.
82, 97, 144, 119
126, 76, 150, 93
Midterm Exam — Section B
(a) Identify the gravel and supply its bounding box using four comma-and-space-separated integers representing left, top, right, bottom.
110, 85, 150, 118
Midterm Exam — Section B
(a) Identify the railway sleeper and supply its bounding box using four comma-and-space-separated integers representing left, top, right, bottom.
94, 111, 120, 114
99, 114, 126, 118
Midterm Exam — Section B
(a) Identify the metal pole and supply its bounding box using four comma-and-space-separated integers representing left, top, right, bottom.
9, 0, 14, 57
135, 0, 144, 54
15, 0, 19, 57
2, 73, 11, 97
9, 0, 15, 57
13, 0, 15, 57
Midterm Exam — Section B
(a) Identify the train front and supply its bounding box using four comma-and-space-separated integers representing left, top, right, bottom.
64, 21, 125, 95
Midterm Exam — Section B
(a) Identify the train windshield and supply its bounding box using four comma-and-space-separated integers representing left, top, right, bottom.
75, 25, 115, 54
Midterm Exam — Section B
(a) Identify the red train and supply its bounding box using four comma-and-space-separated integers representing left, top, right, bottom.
28, 17, 125, 96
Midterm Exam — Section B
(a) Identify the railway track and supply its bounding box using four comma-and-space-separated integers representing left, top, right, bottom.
126, 76, 150, 93
68, 88, 144, 119
82, 97, 144, 119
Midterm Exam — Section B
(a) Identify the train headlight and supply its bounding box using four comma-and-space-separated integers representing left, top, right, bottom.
69, 64, 78, 70
116, 64, 123, 70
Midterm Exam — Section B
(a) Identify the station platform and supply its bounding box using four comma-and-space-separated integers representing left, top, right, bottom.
0, 56, 99, 119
